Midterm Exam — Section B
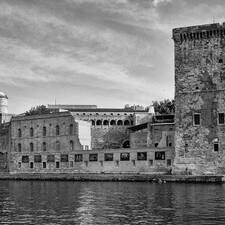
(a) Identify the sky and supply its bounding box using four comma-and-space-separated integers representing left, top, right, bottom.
1, 0, 225, 114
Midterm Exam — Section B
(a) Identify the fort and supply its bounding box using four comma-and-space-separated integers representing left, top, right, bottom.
1, 22, 225, 181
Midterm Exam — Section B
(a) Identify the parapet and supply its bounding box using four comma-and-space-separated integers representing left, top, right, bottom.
173, 22, 225, 43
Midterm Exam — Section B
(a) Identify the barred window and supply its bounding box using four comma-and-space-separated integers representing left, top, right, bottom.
75, 154, 83, 162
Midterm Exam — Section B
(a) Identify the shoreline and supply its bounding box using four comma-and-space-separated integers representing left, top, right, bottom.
0, 173, 224, 183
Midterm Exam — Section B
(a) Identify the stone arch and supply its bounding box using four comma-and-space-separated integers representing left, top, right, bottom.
124, 120, 130, 126
96, 120, 102, 126
103, 120, 109, 126
117, 120, 123, 126
91, 120, 95, 126
122, 140, 130, 148
110, 120, 116, 126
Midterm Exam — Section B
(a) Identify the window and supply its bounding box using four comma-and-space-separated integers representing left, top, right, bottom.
193, 113, 201, 126
96, 120, 102, 126
61, 154, 68, 162
34, 155, 42, 163
110, 120, 116, 126
117, 120, 123, 126
104, 153, 113, 161
69, 124, 73, 135
124, 120, 130, 126
18, 143, 21, 152
43, 162, 46, 168
218, 113, 225, 124
167, 159, 172, 167
70, 140, 74, 151
56, 125, 60, 135
18, 129, 22, 137
214, 143, 219, 152
89, 154, 98, 162
149, 159, 153, 166
132, 160, 136, 166
30, 143, 34, 152
18, 162, 21, 168
155, 151, 165, 160
30, 127, 34, 137
30, 162, 33, 169
56, 162, 60, 168
47, 155, 55, 162
56, 141, 60, 151
120, 152, 130, 161
42, 142, 47, 151
137, 152, 147, 161
43, 126, 47, 136
75, 154, 83, 162
22, 155, 29, 163
91, 120, 95, 126
103, 120, 109, 126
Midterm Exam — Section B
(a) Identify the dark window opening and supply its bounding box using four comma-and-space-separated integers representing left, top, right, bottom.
154, 143, 158, 148
218, 113, 225, 124
116, 160, 119, 166
103, 120, 109, 126
56, 125, 60, 135
18, 129, 22, 137
43, 162, 46, 168
149, 159, 153, 166
120, 152, 130, 161
132, 160, 136, 166
18, 143, 21, 152
91, 120, 95, 126
30, 127, 34, 137
124, 120, 130, 126
69, 124, 73, 135
96, 120, 102, 126
47, 155, 55, 162
34, 155, 42, 163
155, 151, 165, 160
104, 153, 113, 161
30, 143, 34, 152
137, 152, 147, 160
56, 161, 60, 168
22, 155, 29, 163
43, 126, 46, 136
167, 159, 171, 167
56, 141, 60, 151
194, 113, 201, 125
70, 140, 74, 151
89, 154, 98, 162
75, 154, 83, 162
122, 140, 130, 148
30, 162, 33, 169
219, 59, 223, 63
61, 154, 69, 162
117, 120, 123, 126
214, 143, 219, 152
110, 120, 116, 126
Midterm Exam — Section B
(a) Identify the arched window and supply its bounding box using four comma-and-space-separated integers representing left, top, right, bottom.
18, 129, 22, 138
30, 142, 34, 152
124, 120, 130, 126
69, 124, 73, 135
56, 125, 60, 136
43, 126, 46, 136
70, 140, 74, 151
91, 120, 95, 126
42, 142, 47, 151
18, 143, 21, 152
103, 120, 109, 126
56, 141, 60, 151
117, 120, 123, 126
110, 120, 116, 126
96, 120, 102, 126
30, 127, 34, 137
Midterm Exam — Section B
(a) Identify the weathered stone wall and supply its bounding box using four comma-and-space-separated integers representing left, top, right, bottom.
130, 129, 148, 149
173, 23, 225, 174
9, 147, 173, 174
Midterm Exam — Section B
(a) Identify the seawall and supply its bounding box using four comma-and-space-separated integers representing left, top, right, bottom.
0, 173, 224, 183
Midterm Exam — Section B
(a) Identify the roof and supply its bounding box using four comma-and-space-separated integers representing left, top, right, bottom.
55, 108, 147, 113
128, 123, 148, 131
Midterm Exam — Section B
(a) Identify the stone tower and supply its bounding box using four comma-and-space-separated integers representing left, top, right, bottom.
0, 92, 8, 114
173, 23, 225, 175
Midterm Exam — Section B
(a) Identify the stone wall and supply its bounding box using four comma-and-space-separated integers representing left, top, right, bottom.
173, 23, 225, 174
9, 148, 173, 174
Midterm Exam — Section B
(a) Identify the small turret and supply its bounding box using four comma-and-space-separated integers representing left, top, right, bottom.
0, 92, 8, 114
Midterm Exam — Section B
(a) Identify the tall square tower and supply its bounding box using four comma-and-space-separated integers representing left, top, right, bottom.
173, 23, 225, 174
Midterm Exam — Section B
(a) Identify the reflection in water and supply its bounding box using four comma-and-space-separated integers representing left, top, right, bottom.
0, 181, 225, 224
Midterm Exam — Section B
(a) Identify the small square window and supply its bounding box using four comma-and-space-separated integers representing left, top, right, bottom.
218, 113, 225, 124
137, 152, 147, 160
75, 154, 83, 162
193, 113, 201, 126
104, 153, 113, 161
155, 152, 165, 160
89, 154, 98, 162
120, 153, 130, 161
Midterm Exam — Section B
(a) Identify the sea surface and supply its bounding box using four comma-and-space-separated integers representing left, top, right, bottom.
0, 181, 225, 225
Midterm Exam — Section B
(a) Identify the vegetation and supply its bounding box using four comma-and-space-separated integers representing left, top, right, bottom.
152, 99, 175, 114
25, 105, 51, 116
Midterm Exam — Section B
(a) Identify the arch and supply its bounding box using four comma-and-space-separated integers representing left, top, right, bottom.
42, 142, 47, 151
18, 128, 22, 137
124, 120, 130, 126
56, 125, 60, 135
30, 127, 34, 137
110, 120, 116, 126
43, 126, 47, 136
56, 141, 60, 151
70, 140, 74, 151
103, 120, 109, 126
122, 140, 130, 148
91, 120, 95, 126
18, 143, 21, 152
96, 120, 102, 126
69, 124, 73, 135
117, 120, 123, 126
30, 142, 34, 152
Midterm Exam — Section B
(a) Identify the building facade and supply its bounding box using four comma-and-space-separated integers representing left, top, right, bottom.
173, 23, 225, 174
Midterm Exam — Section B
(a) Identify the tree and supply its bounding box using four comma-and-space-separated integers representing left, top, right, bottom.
25, 105, 51, 116
152, 99, 175, 114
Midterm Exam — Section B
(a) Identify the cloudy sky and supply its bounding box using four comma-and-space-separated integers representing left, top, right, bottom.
1, 0, 225, 113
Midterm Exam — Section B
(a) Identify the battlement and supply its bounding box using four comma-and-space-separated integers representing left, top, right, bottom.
173, 22, 225, 42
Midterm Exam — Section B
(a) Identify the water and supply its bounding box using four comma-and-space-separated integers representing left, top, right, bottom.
0, 181, 225, 225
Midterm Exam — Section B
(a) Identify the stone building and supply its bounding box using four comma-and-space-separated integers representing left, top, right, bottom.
9, 112, 91, 173
48, 104, 151, 150
0, 92, 13, 124
173, 22, 225, 174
